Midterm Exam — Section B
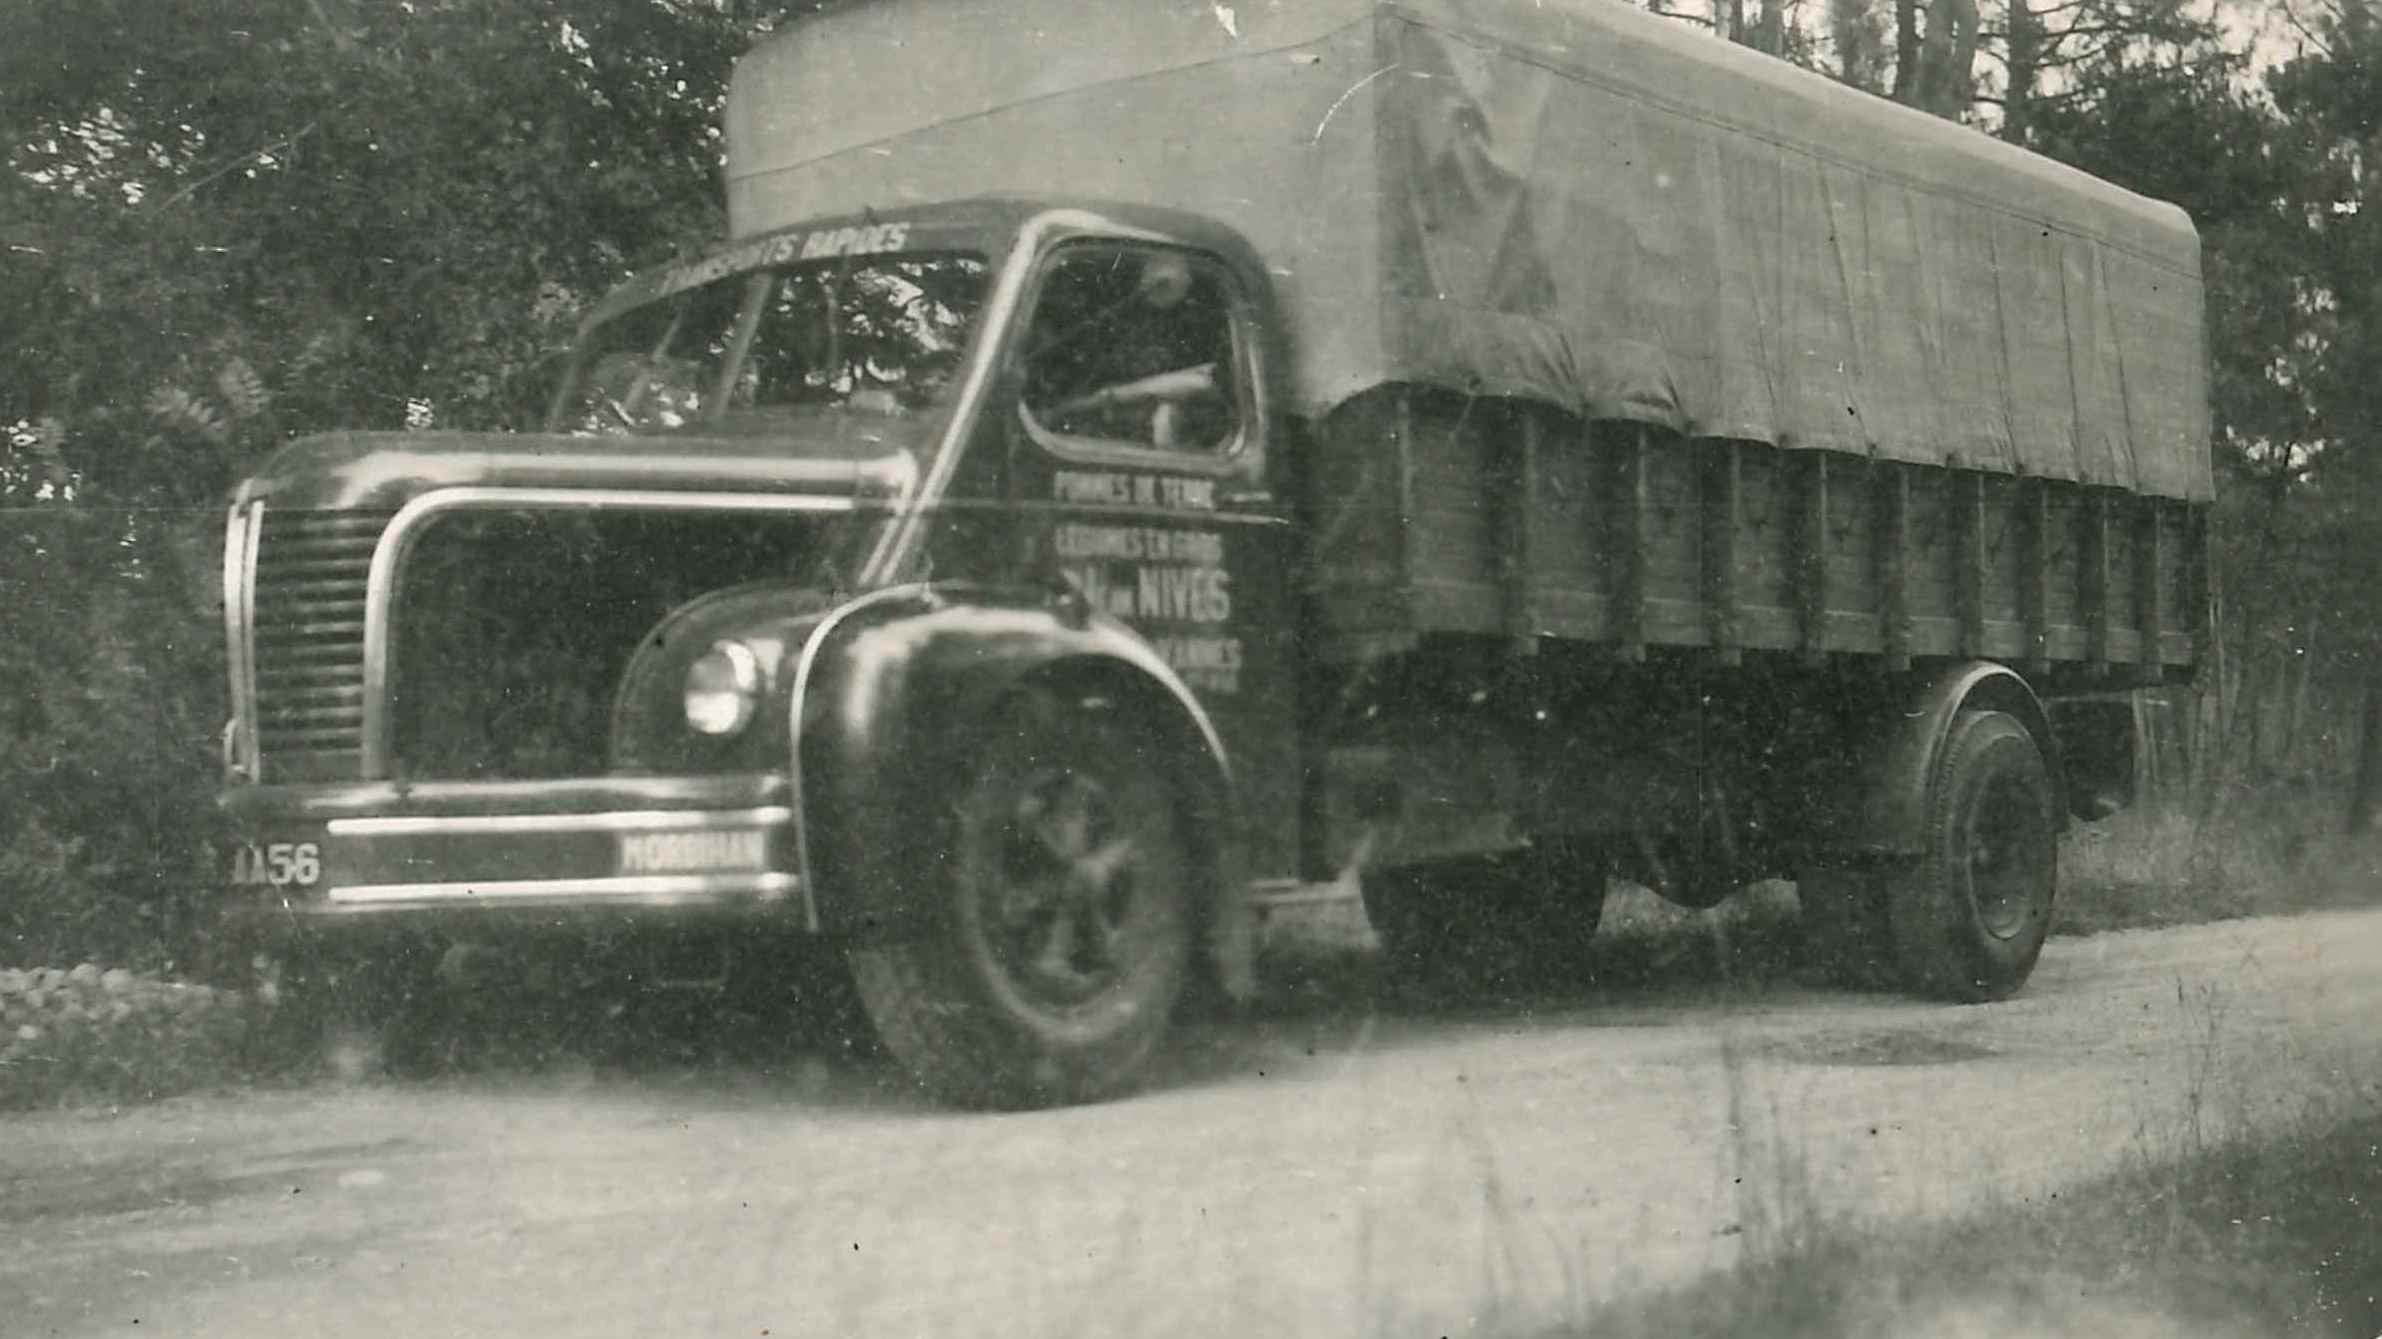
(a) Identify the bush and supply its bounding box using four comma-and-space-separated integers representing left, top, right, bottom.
0, 962, 249, 1111
2059, 787, 2382, 935
0, 506, 227, 970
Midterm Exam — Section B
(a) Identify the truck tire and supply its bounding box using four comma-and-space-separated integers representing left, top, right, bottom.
1364, 841, 1607, 991
1887, 709, 2059, 1002
847, 693, 1195, 1107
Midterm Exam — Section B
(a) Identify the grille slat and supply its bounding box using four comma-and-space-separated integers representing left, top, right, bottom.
252, 574, 369, 593
256, 684, 366, 708
257, 650, 366, 672
249, 509, 388, 780
256, 621, 369, 642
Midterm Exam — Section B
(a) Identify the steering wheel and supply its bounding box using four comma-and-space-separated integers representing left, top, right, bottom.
1049, 363, 1223, 448
1051, 363, 1221, 416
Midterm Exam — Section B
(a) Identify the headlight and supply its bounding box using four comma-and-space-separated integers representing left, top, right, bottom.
683, 640, 762, 737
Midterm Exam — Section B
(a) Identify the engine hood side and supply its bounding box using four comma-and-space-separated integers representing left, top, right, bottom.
231, 431, 920, 512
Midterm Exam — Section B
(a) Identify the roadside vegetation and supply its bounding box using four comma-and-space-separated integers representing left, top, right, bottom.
1549, 1045, 2382, 1339
1559, 1107, 2382, 1338
2060, 791, 2382, 935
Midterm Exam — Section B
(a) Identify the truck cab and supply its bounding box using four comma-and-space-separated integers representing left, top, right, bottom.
219, 200, 1301, 1105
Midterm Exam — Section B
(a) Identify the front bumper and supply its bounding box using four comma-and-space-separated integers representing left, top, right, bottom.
218, 772, 803, 926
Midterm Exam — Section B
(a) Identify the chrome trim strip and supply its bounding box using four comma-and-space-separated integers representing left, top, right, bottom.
220, 502, 248, 778
220, 772, 791, 820
221, 501, 265, 781
325, 871, 798, 907
326, 805, 792, 838
359, 486, 858, 778
858, 209, 1174, 587
783, 583, 934, 933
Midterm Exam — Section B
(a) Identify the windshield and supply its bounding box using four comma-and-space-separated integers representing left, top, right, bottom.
553, 250, 989, 441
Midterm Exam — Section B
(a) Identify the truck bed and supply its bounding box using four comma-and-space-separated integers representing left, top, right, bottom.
1309, 388, 2205, 678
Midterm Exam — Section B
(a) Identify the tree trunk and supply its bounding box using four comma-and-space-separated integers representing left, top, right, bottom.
2351, 664, 2382, 834
1754, 0, 1785, 53
1911, 0, 1979, 117
2003, 0, 2041, 143
1892, 0, 1920, 101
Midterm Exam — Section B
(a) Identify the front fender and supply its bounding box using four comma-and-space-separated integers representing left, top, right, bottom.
792, 583, 1232, 941
1854, 660, 2060, 854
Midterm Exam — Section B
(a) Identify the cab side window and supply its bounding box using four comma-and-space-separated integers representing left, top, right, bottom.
1019, 245, 1244, 456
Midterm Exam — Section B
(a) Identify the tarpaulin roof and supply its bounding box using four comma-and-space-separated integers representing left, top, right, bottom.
726, 0, 2212, 499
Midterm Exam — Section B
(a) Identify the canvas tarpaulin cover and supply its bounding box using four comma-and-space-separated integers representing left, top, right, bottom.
726, 0, 2211, 500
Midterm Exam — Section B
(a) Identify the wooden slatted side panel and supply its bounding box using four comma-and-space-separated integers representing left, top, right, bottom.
1302, 388, 2202, 672
1641, 429, 1710, 649
1525, 408, 1612, 641
1878, 464, 1913, 670
1902, 469, 1963, 657
1795, 453, 1830, 664
1726, 444, 1800, 651
1403, 391, 1501, 634
2017, 477, 2051, 675
1607, 426, 1652, 661
1819, 459, 1882, 655
2108, 489, 2149, 666
1977, 474, 2027, 660
1701, 440, 1741, 664
2043, 486, 2088, 664
1503, 405, 1543, 651
1305, 388, 1417, 659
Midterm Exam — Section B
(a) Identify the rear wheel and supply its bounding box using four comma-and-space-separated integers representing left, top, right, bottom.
849, 692, 1196, 1107
1887, 709, 2059, 1001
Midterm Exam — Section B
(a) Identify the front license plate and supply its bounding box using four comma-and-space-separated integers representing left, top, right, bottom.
228, 840, 323, 888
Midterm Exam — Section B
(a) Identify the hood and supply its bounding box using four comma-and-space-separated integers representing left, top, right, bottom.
232, 428, 923, 513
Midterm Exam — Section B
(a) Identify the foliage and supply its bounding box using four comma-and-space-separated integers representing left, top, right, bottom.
0, 0, 820, 965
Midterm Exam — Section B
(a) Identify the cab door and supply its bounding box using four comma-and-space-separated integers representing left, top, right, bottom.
1000, 236, 1299, 883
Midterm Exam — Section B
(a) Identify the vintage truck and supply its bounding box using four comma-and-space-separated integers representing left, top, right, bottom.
214, 0, 2210, 1104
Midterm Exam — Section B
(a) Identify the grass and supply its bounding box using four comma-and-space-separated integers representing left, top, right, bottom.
1551, 1097, 2382, 1339
2059, 793, 2382, 936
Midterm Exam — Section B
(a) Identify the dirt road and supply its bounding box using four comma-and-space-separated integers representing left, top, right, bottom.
7, 907, 2379, 1338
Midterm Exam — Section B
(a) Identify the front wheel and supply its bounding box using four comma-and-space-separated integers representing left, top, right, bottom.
848, 692, 1196, 1107
1887, 709, 2059, 1002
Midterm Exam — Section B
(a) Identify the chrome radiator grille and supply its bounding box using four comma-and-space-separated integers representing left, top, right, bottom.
247, 509, 387, 780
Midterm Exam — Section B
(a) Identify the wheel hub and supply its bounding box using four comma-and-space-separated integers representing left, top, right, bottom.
1965, 774, 2043, 941
996, 771, 1144, 1003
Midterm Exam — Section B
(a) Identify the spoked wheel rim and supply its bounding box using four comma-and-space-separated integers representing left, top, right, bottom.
1961, 767, 2052, 941
965, 752, 1186, 1022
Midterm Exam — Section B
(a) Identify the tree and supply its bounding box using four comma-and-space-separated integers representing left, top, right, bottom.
0, 0, 826, 963
2264, 3, 2382, 828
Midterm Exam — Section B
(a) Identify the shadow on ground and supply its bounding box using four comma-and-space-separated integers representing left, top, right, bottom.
276, 880, 1822, 1104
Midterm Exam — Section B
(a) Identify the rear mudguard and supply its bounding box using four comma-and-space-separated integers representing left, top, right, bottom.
790, 583, 1238, 956
1852, 660, 2061, 855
